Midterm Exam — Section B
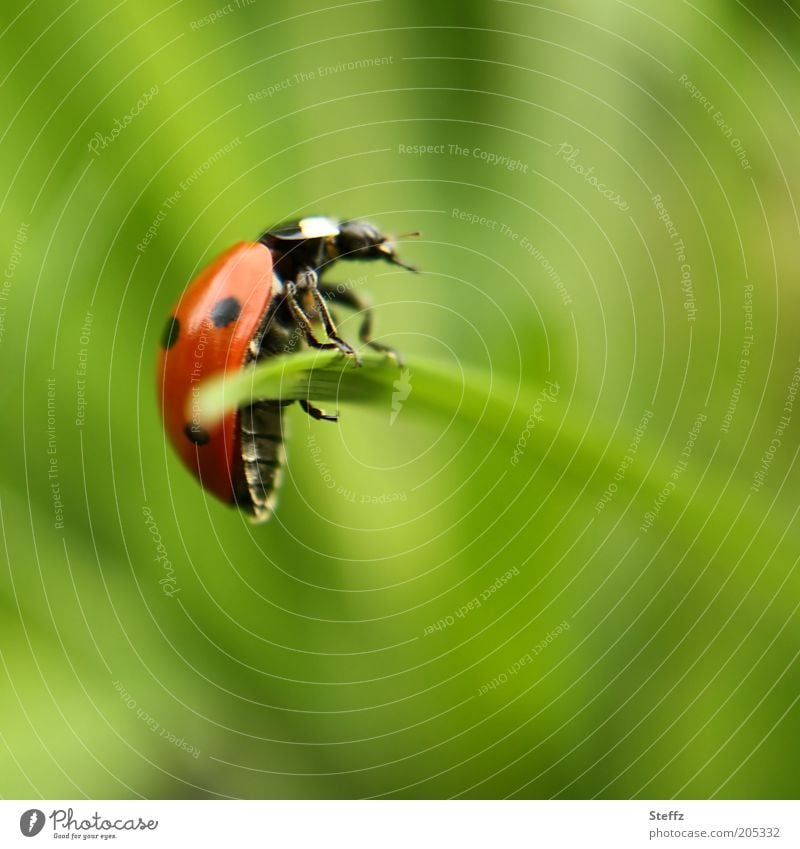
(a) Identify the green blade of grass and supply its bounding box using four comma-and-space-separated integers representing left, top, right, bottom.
193, 350, 797, 563
194, 349, 406, 425
194, 349, 536, 432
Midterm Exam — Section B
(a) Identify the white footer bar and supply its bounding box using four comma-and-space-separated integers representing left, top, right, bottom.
2, 800, 797, 848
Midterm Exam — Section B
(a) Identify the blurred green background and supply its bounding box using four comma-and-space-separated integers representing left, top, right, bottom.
1, 0, 798, 799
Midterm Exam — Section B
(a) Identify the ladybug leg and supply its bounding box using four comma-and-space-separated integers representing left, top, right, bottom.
299, 399, 339, 422
288, 276, 360, 364
318, 283, 404, 366
285, 281, 339, 352
298, 269, 361, 365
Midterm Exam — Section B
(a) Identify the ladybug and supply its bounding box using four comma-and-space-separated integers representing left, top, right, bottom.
156, 217, 419, 522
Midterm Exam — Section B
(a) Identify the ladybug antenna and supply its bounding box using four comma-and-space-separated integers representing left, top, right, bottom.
385, 251, 420, 273
383, 231, 421, 272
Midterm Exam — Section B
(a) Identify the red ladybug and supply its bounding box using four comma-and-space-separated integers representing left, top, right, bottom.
156, 217, 419, 522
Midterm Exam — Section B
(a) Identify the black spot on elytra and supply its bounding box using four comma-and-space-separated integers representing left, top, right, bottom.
211, 296, 242, 328
184, 423, 210, 445
161, 316, 180, 349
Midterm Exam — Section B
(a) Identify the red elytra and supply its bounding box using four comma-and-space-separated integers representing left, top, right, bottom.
156, 241, 274, 506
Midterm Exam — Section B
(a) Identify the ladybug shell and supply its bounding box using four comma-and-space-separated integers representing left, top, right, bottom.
157, 242, 274, 506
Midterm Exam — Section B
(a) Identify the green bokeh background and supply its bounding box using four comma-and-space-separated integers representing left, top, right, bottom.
1, 0, 798, 798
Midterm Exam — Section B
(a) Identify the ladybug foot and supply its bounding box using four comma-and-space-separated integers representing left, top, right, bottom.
335, 340, 362, 367
367, 341, 404, 368
299, 400, 339, 422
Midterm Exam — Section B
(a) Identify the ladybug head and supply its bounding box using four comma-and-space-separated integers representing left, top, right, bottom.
335, 220, 419, 272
